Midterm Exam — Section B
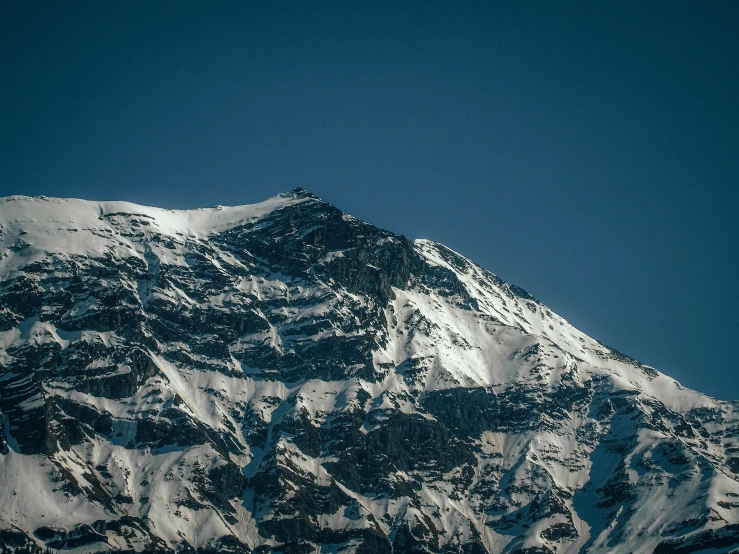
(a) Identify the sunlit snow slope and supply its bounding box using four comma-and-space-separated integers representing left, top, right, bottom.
1, 190, 738, 554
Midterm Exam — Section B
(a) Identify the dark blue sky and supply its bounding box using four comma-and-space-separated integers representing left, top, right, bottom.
2, 2, 737, 399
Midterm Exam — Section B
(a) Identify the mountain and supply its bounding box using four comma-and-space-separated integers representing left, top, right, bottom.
1, 189, 738, 554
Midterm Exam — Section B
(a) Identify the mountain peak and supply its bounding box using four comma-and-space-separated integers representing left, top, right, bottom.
280, 186, 321, 200
0, 191, 737, 554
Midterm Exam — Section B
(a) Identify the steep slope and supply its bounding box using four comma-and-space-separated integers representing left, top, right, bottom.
1, 189, 738, 554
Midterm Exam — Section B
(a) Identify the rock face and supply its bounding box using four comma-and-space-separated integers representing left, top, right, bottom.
0, 189, 738, 553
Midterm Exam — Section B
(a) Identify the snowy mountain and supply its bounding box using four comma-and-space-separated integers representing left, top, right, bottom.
1, 189, 738, 554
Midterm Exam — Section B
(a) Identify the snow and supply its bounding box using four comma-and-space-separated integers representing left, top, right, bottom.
0, 194, 309, 274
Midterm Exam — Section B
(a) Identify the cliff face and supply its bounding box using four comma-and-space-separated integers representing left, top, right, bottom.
1, 190, 738, 553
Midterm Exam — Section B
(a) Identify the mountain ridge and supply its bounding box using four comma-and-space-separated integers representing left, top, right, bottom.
1, 190, 738, 553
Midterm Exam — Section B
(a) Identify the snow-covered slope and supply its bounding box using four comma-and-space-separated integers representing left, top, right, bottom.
1, 189, 738, 554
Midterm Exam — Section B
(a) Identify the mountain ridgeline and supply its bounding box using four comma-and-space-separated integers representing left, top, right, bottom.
0, 190, 738, 554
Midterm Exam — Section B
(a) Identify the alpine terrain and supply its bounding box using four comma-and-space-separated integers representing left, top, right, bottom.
1, 189, 738, 554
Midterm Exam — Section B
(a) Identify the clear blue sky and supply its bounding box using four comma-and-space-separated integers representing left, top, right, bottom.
1, 2, 737, 399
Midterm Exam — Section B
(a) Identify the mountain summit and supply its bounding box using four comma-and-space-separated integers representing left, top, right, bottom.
1, 192, 737, 553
